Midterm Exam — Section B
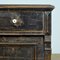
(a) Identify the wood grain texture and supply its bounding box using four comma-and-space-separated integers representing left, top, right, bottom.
0, 5, 54, 9
0, 5, 54, 60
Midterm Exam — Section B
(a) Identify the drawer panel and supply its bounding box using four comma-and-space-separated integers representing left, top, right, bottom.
0, 9, 51, 35
0, 36, 43, 44
0, 36, 44, 60
0, 46, 35, 60
0, 11, 43, 31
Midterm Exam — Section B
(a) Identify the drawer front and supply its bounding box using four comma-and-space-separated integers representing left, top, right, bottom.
0, 11, 43, 31
0, 46, 35, 60
0, 36, 44, 60
0, 9, 51, 35
0, 36, 43, 44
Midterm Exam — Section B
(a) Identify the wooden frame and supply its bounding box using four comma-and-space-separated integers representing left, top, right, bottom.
0, 10, 44, 35
0, 5, 54, 60
0, 43, 37, 60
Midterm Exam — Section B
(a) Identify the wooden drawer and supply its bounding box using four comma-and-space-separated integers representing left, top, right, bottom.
0, 44, 36, 60
0, 36, 43, 44
0, 6, 52, 35
0, 36, 44, 60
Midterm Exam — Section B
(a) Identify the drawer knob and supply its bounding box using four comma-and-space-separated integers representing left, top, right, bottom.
12, 18, 24, 27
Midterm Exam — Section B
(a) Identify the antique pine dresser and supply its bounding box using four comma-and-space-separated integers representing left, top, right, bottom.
0, 5, 54, 60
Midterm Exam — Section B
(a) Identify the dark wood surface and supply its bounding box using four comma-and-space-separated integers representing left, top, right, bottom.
0, 5, 54, 9
0, 8, 51, 35
0, 5, 54, 60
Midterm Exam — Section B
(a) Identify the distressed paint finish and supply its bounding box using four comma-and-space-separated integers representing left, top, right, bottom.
0, 36, 43, 43
0, 5, 54, 35
0, 36, 44, 60
0, 46, 35, 60
0, 5, 54, 60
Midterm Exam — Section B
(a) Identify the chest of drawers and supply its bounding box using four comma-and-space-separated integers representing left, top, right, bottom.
0, 5, 54, 60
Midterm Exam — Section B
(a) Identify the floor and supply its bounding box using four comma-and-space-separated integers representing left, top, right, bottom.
51, 54, 60, 60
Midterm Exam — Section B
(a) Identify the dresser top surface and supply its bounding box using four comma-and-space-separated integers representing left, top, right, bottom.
0, 5, 54, 11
